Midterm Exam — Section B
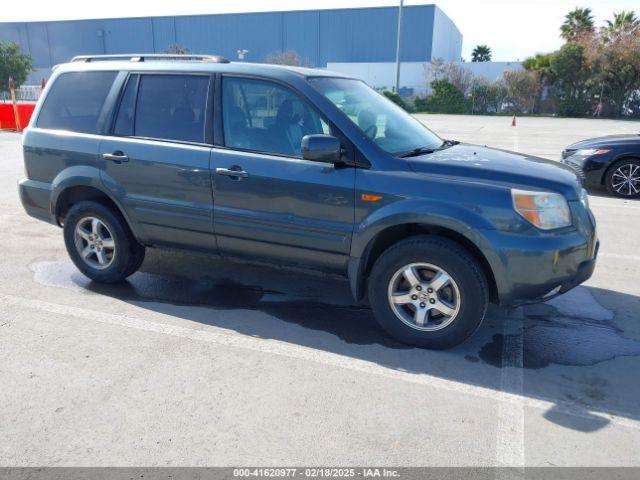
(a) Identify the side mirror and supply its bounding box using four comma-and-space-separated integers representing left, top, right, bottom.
301, 134, 341, 164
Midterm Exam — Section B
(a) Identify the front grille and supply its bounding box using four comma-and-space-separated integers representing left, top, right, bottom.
564, 160, 586, 180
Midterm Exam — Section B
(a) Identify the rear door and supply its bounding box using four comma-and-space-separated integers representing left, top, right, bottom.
99, 73, 216, 251
211, 76, 355, 270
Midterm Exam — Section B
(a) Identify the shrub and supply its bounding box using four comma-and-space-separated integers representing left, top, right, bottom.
414, 80, 471, 113
381, 90, 412, 111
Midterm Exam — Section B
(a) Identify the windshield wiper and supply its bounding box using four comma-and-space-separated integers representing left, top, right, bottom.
440, 139, 459, 149
397, 146, 437, 158
397, 139, 460, 158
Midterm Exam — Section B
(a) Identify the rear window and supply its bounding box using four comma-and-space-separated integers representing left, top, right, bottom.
133, 75, 209, 143
37, 71, 117, 134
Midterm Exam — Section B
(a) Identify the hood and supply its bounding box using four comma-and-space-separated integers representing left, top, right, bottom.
566, 134, 640, 150
407, 144, 581, 200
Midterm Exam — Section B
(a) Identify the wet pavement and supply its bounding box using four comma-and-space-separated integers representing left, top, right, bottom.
2, 119, 640, 466
479, 318, 640, 369
30, 257, 640, 370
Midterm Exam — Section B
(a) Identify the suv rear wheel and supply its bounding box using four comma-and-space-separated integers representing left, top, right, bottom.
63, 201, 145, 283
368, 236, 488, 349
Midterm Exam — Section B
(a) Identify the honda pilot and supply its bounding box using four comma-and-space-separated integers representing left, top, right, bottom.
19, 54, 598, 349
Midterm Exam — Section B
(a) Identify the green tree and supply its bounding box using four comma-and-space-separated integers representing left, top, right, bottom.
0, 41, 33, 92
604, 11, 639, 38
381, 90, 411, 111
583, 23, 640, 116
548, 43, 595, 116
560, 7, 595, 41
522, 53, 553, 76
471, 78, 506, 114
427, 60, 474, 95
523, 7, 640, 118
415, 79, 471, 113
471, 45, 492, 62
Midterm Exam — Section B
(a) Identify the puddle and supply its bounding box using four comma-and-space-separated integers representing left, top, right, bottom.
31, 260, 408, 349
30, 260, 640, 363
479, 316, 640, 369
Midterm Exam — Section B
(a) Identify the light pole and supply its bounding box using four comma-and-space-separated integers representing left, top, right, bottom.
394, 0, 405, 93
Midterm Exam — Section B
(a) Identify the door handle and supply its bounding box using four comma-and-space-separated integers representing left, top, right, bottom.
216, 166, 248, 179
102, 151, 129, 163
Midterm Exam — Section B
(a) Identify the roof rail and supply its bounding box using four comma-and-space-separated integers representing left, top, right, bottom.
70, 54, 231, 64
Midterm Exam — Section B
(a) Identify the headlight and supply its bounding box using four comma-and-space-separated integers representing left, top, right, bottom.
575, 148, 610, 156
512, 189, 572, 230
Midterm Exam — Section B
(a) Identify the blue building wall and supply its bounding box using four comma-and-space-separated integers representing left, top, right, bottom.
430, 7, 463, 61
0, 4, 462, 83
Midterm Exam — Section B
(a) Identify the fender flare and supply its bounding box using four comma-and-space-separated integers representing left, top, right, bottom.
50, 166, 144, 241
347, 198, 502, 302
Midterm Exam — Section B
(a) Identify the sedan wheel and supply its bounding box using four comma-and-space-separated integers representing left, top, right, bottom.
607, 160, 640, 198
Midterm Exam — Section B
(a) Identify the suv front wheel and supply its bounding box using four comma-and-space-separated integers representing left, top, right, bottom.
368, 236, 488, 349
63, 201, 145, 283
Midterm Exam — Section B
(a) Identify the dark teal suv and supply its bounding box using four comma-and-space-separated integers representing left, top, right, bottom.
19, 54, 598, 349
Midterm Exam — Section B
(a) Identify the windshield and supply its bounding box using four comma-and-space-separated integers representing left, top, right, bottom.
308, 77, 442, 156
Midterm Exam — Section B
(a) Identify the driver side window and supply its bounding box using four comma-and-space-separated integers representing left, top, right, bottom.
222, 77, 329, 157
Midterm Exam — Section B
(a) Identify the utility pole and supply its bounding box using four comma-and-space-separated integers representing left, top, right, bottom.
394, 0, 404, 93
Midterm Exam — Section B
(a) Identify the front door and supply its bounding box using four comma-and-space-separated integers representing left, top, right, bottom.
211, 76, 355, 270
99, 73, 215, 251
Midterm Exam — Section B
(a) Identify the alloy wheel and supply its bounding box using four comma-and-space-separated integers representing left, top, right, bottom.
387, 262, 461, 331
73, 216, 116, 270
611, 163, 640, 197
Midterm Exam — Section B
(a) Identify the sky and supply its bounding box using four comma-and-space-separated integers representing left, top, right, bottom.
1, 0, 639, 61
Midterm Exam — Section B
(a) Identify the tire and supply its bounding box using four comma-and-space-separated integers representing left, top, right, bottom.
63, 201, 145, 283
605, 158, 640, 198
367, 235, 488, 349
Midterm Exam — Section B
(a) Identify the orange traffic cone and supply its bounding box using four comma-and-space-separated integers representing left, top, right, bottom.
511, 115, 516, 127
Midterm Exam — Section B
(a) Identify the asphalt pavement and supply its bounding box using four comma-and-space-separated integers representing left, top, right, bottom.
1, 115, 639, 466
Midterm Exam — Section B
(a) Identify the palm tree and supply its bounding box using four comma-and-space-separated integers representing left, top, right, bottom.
471, 45, 492, 62
560, 7, 595, 41
605, 11, 639, 36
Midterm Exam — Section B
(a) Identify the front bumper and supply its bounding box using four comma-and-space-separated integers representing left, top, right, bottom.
477, 202, 598, 306
560, 153, 610, 188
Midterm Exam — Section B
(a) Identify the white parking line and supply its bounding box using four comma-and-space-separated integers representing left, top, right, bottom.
599, 253, 640, 262
496, 310, 525, 471
590, 203, 640, 210
1, 293, 639, 432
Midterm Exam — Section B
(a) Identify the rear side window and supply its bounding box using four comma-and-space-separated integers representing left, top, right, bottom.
133, 75, 209, 143
37, 71, 117, 134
